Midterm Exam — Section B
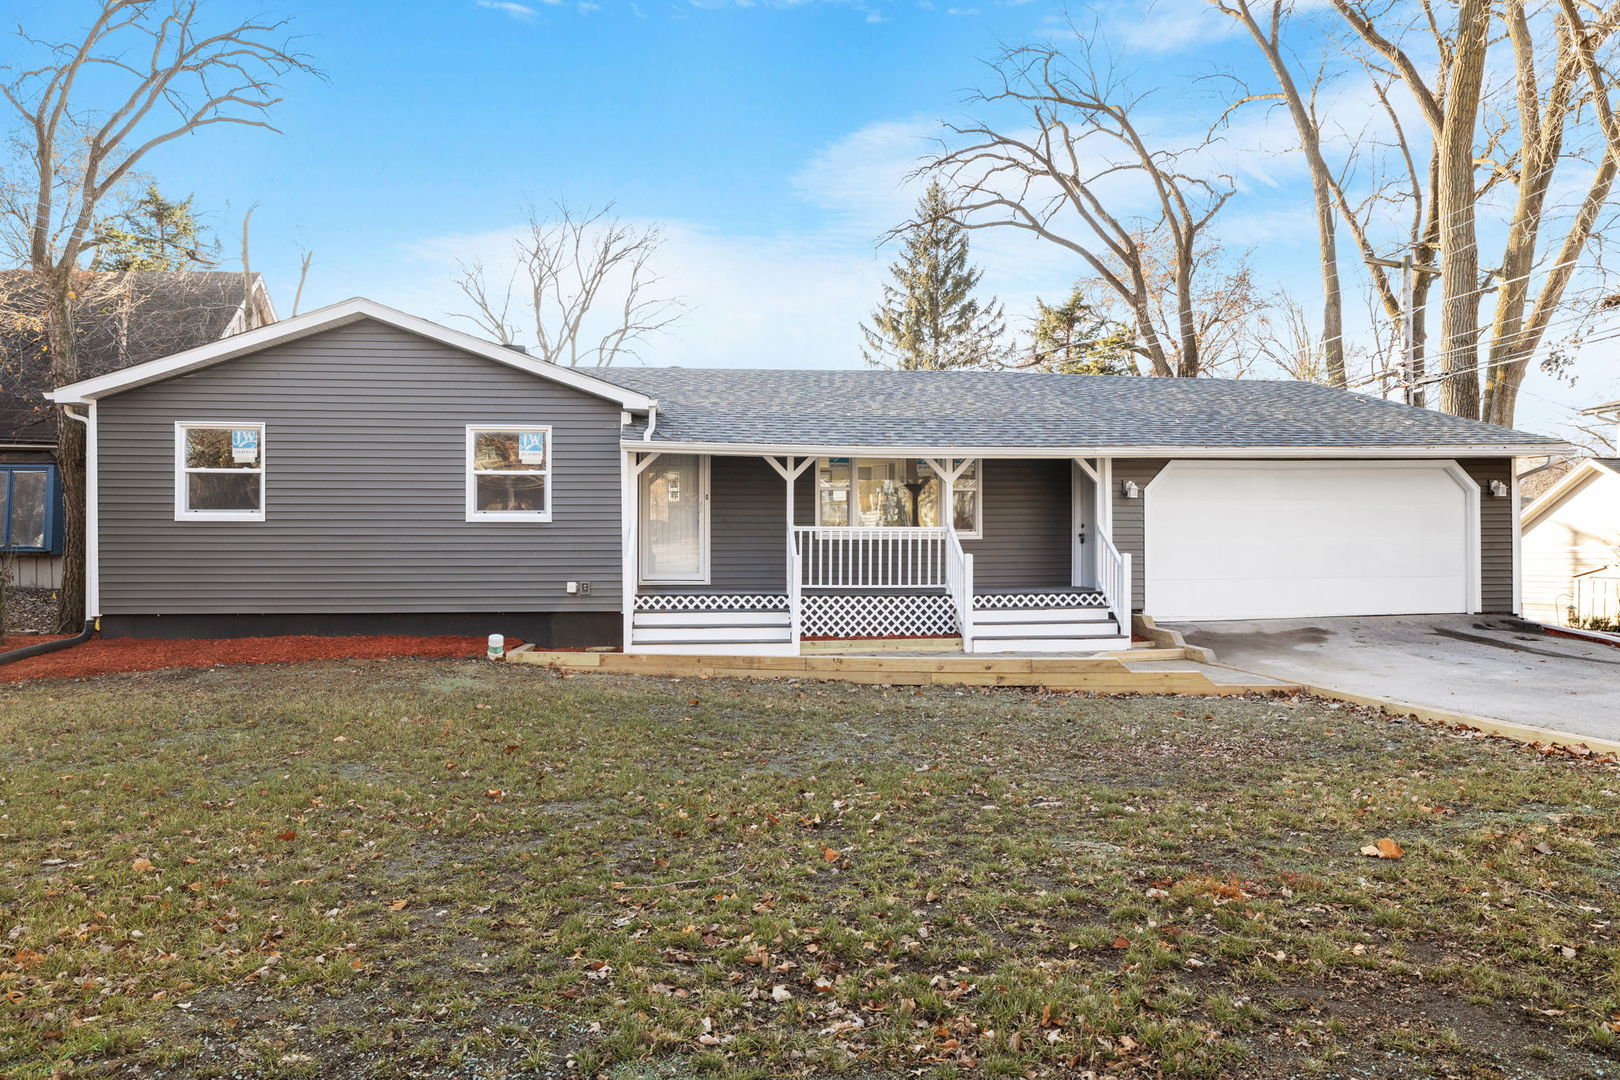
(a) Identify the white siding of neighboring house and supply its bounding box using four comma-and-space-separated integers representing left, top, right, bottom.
1523, 468, 1620, 624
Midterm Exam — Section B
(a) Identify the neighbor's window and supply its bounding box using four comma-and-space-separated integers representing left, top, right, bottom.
176, 423, 264, 520
815, 457, 980, 537
0, 465, 61, 553
467, 426, 551, 521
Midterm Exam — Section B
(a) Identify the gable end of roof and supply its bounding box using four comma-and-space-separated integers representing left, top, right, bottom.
45, 297, 656, 411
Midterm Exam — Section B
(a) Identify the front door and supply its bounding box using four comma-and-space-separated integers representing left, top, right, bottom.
639, 454, 708, 583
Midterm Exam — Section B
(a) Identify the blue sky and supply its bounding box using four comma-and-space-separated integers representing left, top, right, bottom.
5, 0, 1615, 440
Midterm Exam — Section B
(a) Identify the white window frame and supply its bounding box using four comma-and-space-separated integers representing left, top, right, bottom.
174, 421, 266, 522
466, 425, 553, 523
814, 457, 982, 539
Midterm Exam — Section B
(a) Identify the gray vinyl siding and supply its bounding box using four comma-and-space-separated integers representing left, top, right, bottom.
964, 459, 1073, 589
96, 319, 624, 614
1111, 459, 1167, 611
1460, 457, 1515, 613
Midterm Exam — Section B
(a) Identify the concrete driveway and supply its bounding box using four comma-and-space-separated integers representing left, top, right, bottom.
1168, 614, 1620, 744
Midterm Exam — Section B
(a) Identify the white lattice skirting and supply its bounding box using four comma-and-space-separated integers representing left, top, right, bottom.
973, 591, 1106, 610
635, 594, 790, 612
801, 593, 958, 638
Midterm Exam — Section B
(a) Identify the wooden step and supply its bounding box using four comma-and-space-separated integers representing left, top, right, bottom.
973, 607, 1115, 625
633, 610, 789, 628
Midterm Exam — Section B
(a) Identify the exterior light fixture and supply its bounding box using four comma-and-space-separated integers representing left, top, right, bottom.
1488, 480, 1510, 497
1122, 480, 1141, 499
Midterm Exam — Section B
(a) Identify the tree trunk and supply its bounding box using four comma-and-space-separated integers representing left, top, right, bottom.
1434, 0, 1490, 418
44, 270, 87, 632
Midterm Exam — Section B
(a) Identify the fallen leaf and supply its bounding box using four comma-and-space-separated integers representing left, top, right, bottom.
275, 831, 297, 842
1359, 838, 1403, 860
771, 984, 793, 1001
821, 847, 841, 863
388, 900, 408, 911
131, 857, 157, 873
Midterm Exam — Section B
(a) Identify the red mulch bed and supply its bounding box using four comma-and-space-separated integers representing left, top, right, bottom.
0, 634, 506, 682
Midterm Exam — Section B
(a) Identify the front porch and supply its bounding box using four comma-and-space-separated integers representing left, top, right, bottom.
622, 451, 1133, 655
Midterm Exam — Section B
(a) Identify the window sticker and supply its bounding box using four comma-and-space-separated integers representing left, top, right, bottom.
231, 428, 260, 464
518, 431, 546, 465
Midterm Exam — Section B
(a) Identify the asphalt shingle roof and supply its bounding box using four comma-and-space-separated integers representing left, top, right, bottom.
593, 368, 1565, 451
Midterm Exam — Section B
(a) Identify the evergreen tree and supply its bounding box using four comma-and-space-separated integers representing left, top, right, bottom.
89, 185, 216, 271
1026, 285, 1137, 374
861, 180, 1007, 369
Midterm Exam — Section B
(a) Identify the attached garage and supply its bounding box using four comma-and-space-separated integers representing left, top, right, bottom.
1143, 461, 1479, 621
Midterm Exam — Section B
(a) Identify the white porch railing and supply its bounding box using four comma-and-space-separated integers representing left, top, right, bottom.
944, 526, 974, 650
1097, 531, 1133, 631
793, 526, 948, 589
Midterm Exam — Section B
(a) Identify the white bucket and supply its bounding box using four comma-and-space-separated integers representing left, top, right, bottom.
487, 633, 505, 660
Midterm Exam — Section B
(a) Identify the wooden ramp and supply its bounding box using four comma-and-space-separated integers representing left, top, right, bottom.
506, 646, 1296, 696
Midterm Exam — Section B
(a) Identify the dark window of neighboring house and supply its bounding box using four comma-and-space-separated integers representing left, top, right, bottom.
0, 465, 62, 554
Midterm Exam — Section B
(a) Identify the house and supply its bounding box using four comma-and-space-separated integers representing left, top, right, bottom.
45, 297, 1567, 653
1, 271, 275, 589
1521, 458, 1620, 627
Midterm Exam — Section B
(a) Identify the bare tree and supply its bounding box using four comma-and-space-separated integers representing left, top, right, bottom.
921, 42, 1244, 378
1328, 0, 1620, 422
0, 1, 318, 631
1211, 0, 1348, 387
452, 203, 684, 367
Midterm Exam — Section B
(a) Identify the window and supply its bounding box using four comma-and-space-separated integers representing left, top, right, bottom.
0, 465, 61, 553
467, 426, 551, 521
815, 457, 980, 537
176, 423, 264, 520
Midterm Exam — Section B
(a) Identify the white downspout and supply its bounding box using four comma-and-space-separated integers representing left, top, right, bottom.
60, 404, 99, 620
643, 403, 658, 442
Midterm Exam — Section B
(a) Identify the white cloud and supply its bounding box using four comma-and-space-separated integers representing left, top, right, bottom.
474, 0, 549, 19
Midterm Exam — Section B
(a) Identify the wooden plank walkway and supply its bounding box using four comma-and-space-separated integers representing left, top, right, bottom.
506, 646, 1297, 696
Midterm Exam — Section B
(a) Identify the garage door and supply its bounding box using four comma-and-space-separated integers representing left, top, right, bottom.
1145, 462, 1475, 621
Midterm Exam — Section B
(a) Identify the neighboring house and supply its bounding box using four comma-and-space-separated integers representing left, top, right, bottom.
1521, 458, 1620, 627
0, 271, 275, 589
46, 298, 1566, 653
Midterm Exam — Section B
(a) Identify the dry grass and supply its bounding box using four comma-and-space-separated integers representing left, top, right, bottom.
0, 657, 1617, 1079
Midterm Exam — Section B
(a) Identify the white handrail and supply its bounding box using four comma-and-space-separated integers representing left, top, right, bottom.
944, 525, 974, 649
793, 526, 948, 589
1096, 531, 1131, 628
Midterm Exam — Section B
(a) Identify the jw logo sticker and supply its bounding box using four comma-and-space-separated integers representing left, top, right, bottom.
518, 431, 546, 465
231, 428, 259, 465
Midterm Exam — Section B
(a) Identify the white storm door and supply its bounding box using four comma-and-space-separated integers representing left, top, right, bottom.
639, 454, 709, 584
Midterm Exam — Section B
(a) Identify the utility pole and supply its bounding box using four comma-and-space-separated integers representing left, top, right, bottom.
1369, 252, 1442, 407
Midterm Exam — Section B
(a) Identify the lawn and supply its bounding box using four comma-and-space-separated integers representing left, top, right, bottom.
1, 659, 1617, 1079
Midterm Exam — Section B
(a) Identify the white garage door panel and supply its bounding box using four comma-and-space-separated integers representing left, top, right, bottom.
1146, 463, 1474, 621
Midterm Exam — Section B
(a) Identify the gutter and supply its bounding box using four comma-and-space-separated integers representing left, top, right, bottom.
618, 440, 1574, 459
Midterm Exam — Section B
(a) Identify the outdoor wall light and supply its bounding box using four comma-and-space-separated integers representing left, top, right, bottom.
1488, 479, 1510, 497
1122, 480, 1141, 499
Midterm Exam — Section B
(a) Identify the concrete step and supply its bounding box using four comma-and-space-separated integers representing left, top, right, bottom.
974, 607, 1114, 625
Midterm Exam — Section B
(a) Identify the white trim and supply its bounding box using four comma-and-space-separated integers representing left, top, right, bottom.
1521, 458, 1618, 529
618, 439, 1572, 460
465, 425, 553, 523
174, 422, 266, 522
1141, 459, 1482, 619
46, 297, 657, 411
637, 452, 710, 585
621, 448, 636, 651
